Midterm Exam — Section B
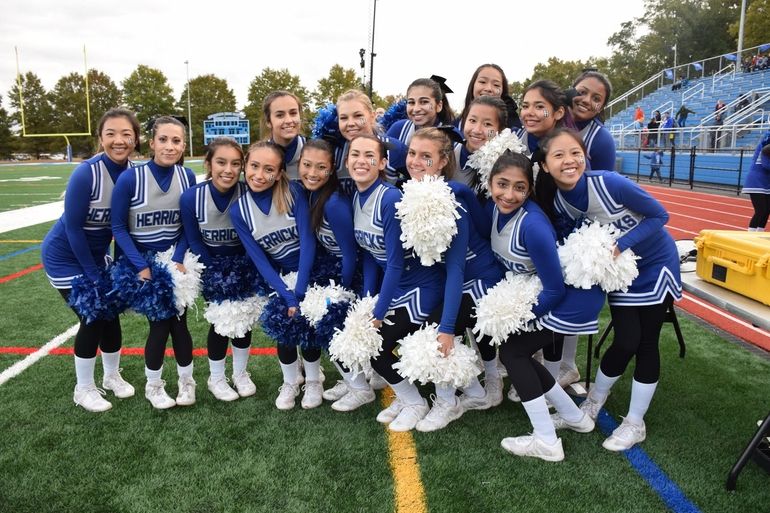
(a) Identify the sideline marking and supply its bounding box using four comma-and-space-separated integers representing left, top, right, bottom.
381, 389, 428, 513
0, 324, 78, 386
0, 263, 43, 284
0, 240, 43, 243
0, 244, 40, 261
0, 346, 279, 357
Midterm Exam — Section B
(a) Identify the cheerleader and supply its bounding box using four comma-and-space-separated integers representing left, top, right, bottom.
111, 116, 197, 410
517, 80, 574, 156
296, 139, 376, 411
486, 151, 596, 462
230, 141, 321, 410
333, 89, 407, 195
350, 135, 445, 431
742, 131, 770, 231
404, 127, 505, 431
180, 137, 256, 401
41, 108, 140, 412
386, 77, 455, 146
457, 64, 520, 129
261, 90, 305, 180
455, 95, 508, 188
536, 128, 682, 451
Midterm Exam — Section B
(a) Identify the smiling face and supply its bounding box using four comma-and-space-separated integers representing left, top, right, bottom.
207, 145, 243, 193
571, 77, 607, 123
542, 132, 587, 191
149, 123, 185, 167
473, 66, 504, 99
406, 85, 441, 128
520, 88, 564, 137
245, 147, 283, 193
337, 99, 376, 141
299, 147, 333, 192
463, 103, 501, 153
406, 136, 446, 181
267, 95, 301, 146
99, 116, 136, 165
347, 137, 386, 191
489, 165, 531, 215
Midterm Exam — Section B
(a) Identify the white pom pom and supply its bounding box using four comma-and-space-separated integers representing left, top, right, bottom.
156, 247, 205, 315
281, 271, 298, 292
473, 272, 542, 345
328, 295, 383, 374
395, 176, 461, 266
466, 129, 529, 196
393, 323, 481, 388
299, 281, 357, 327
204, 295, 268, 339
558, 222, 639, 292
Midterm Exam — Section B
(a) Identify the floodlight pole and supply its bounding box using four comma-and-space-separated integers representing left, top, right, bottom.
185, 60, 193, 157
736, 0, 747, 74
368, 0, 377, 100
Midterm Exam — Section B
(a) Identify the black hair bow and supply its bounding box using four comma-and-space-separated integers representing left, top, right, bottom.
430, 75, 453, 94
436, 125, 466, 145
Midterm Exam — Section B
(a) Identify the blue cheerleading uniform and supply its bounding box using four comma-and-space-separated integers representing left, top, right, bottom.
577, 118, 616, 171
554, 171, 682, 306
42, 154, 130, 288
111, 160, 195, 269
353, 179, 444, 322
452, 143, 478, 188
309, 189, 359, 289
230, 181, 316, 308
741, 133, 770, 194
334, 135, 407, 196
387, 119, 440, 147
274, 135, 305, 181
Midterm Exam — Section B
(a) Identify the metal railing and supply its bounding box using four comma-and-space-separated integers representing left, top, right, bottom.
711, 64, 736, 92
611, 124, 769, 151
682, 82, 705, 104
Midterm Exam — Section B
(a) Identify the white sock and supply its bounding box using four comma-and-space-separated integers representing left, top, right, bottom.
303, 358, 321, 382
280, 360, 299, 385
544, 383, 583, 423
591, 368, 621, 403
483, 358, 500, 379
461, 376, 486, 398
561, 335, 579, 370
436, 384, 458, 405
334, 361, 369, 390
543, 359, 560, 380
145, 366, 162, 382
74, 356, 96, 387
177, 362, 194, 379
100, 350, 121, 375
231, 346, 250, 376
626, 380, 658, 424
208, 358, 226, 379
757, 227, 765, 232
522, 395, 558, 445
391, 379, 424, 406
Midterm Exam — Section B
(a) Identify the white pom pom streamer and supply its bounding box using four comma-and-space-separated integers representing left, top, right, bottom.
395, 176, 461, 266
558, 222, 639, 292
204, 295, 268, 339
328, 295, 383, 374
156, 247, 205, 315
281, 271, 298, 292
466, 128, 528, 195
473, 272, 542, 345
393, 323, 481, 388
299, 281, 357, 327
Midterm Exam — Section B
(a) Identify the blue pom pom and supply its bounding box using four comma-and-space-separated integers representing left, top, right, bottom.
111, 254, 176, 321
260, 295, 317, 349
202, 254, 261, 303
312, 104, 344, 146
380, 99, 407, 131
310, 249, 342, 287
69, 268, 122, 324
313, 301, 351, 350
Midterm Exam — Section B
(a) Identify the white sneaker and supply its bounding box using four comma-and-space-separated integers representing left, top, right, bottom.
301, 381, 324, 409
207, 375, 238, 402
602, 418, 646, 451
275, 382, 300, 410
73, 384, 112, 412
322, 380, 349, 401
145, 379, 176, 410
580, 391, 608, 421
416, 396, 464, 432
102, 370, 135, 398
484, 375, 504, 407
501, 435, 564, 462
389, 399, 430, 432
376, 397, 405, 424
551, 412, 595, 433
232, 371, 257, 397
458, 391, 493, 411
557, 365, 581, 388
369, 371, 388, 391
176, 376, 196, 406
331, 388, 375, 412
508, 385, 521, 403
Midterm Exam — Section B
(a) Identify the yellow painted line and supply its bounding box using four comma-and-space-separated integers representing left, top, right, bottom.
0, 240, 43, 243
382, 388, 428, 513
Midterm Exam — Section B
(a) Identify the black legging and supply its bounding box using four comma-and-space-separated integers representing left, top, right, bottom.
425, 293, 499, 362
600, 297, 673, 384
370, 307, 422, 384
58, 288, 122, 359
276, 344, 321, 365
749, 193, 770, 229
207, 326, 252, 361
145, 311, 194, 371
498, 328, 559, 402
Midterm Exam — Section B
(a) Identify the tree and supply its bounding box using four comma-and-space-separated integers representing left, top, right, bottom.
49, 69, 121, 156
177, 74, 236, 155
121, 65, 176, 134
242, 68, 309, 143
729, 0, 770, 49
7, 72, 55, 158
310, 65, 362, 112
0, 97, 14, 159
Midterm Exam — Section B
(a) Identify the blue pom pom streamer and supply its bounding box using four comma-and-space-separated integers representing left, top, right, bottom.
380, 99, 407, 131
260, 295, 317, 349
110, 253, 177, 321
202, 254, 261, 303
69, 268, 122, 324
312, 104, 344, 146
310, 249, 342, 287
312, 300, 351, 350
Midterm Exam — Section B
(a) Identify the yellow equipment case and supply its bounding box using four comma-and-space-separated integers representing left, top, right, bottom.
694, 230, 770, 307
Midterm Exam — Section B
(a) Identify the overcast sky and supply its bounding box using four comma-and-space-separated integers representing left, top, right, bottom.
1, 0, 646, 111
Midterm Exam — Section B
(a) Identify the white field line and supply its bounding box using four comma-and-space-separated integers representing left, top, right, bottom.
0, 201, 63, 234
0, 324, 78, 386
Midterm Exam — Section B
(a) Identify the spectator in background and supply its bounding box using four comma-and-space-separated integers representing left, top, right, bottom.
710, 103, 725, 151
735, 93, 750, 114
644, 149, 665, 183
675, 104, 695, 127
647, 110, 661, 148
633, 106, 644, 129
661, 111, 675, 147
